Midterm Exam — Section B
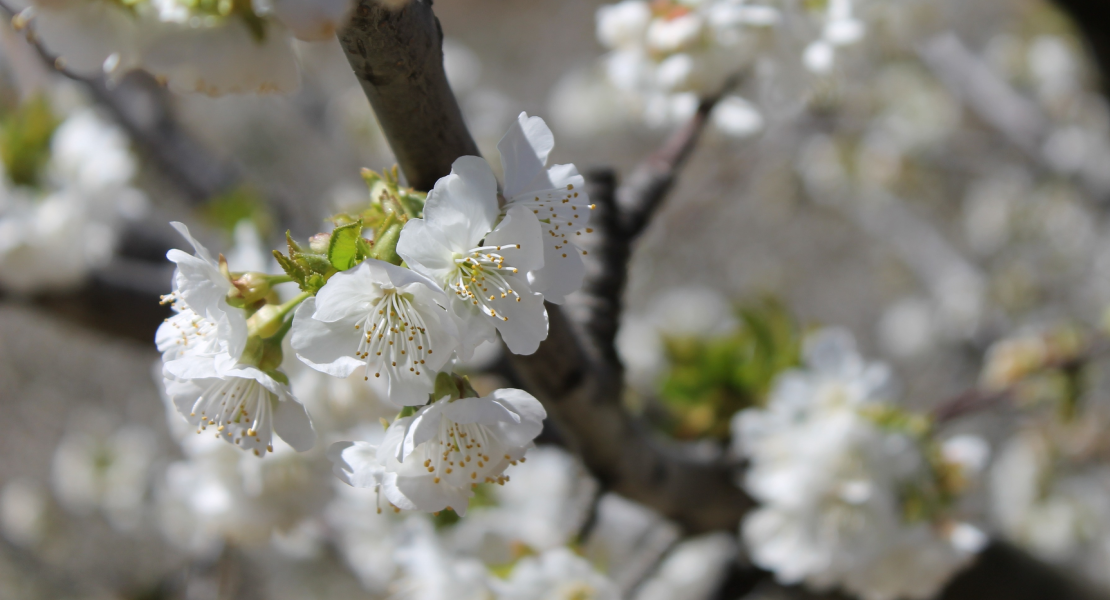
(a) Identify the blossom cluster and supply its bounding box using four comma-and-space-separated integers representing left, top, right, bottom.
155, 112, 592, 516
18, 0, 378, 95
732, 328, 988, 600
550, 0, 872, 135
0, 101, 146, 293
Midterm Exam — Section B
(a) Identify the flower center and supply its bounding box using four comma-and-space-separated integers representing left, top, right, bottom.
192, 377, 274, 455
417, 415, 517, 488
357, 290, 432, 380
448, 245, 523, 321
514, 183, 594, 259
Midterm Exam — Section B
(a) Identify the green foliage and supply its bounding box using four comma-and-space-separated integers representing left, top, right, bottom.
328, 166, 427, 267
273, 231, 334, 294
0, 96, 59, 188
202, 186, 273, 236
327, 220, 369, 271
654, 299, 801, 440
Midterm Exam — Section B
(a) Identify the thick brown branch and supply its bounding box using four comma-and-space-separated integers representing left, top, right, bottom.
337, 0, 479, 192
583, 93, 728, 372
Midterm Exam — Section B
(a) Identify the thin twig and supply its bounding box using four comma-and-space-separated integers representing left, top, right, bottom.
933, 337, 1110, 423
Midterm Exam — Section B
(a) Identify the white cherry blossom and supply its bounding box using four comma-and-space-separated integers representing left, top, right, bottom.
733, 328, 984, 600
290, 259, 459, 407
493, 547, 619, 600
498, 112, 593, 305
163, 354, 316, 455
329, 389, 546, 515
165, 221, 249, 359
156, 306, 223, 362
397, 156, 548, 356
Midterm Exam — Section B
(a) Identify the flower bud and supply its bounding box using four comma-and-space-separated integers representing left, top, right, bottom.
228, 272, 275, 307
247, 304, 287, 339
309, 233, 331, 254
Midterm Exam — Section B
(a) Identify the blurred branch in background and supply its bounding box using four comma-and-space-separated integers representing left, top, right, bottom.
919, 33, 1049, 160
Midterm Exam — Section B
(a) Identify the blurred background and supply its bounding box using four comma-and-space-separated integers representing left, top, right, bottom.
3, 0, 1110, 598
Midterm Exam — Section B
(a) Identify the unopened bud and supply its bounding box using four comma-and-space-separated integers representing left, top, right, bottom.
228, 272, 274, 307
247, 304, 286, 339
309, 232, 331, 254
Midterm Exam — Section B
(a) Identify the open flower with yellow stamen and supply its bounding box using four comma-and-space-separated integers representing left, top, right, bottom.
163, 354, 315, 456
397, 156, 548, 357
498, 112, 594, 305
329, 388, 546, 515
290, 259, 459, 407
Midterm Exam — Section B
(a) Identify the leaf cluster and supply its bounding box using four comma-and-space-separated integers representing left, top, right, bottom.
655, 299, 801, 440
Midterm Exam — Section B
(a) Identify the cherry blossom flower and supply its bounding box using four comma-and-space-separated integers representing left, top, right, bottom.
397, 156, 548, 356
732, 328, 985, 600
498, 112, 592, 305
163, 354, 316, 455
493, 547, 619, 600
329, 389, 546, 515
291, 259, 459, 407
164, 221, 249, 359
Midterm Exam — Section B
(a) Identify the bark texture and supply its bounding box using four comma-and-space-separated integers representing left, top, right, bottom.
337, 0, 479, 192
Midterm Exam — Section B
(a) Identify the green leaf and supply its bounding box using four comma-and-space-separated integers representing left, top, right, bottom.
327, 220, 365, 271
0, 96, 58, 188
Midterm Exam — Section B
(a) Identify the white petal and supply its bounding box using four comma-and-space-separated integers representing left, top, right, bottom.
485, 205, 544, 274
290, 299, 366, 377
142, 20, 300, 96
498, 112, 555, 198
311, 261, 382, 322
448, 301, 499, 360
397, 218, 462, 284
32, 1, 141, 78
493, 287, 548, 355
327, 441, 382, 488
422, 156, 499, 252
529, 234, 585, 304
489, 388, 546, 446
163, 354, 221, 380
438, 396, 521, 425
273, 397, 316, 451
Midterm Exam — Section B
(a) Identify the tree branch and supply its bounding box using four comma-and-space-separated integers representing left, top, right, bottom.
336, 0, 479, 192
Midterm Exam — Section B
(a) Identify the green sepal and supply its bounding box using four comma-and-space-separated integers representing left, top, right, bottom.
328, 220, 367, 271
433, 371, 459, 402
273, 231, 336, 294
398, 405, 419, 419
264, 369, 290, 386
371, 223, 403, 266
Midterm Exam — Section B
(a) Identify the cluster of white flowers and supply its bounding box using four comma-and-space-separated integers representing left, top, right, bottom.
0, 107, 146, 293
990, 426, 1110, 588
552, 0, 874, 135
732, 328, 989, 600
155, 112, 591, 519
18, 0, 374, 96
